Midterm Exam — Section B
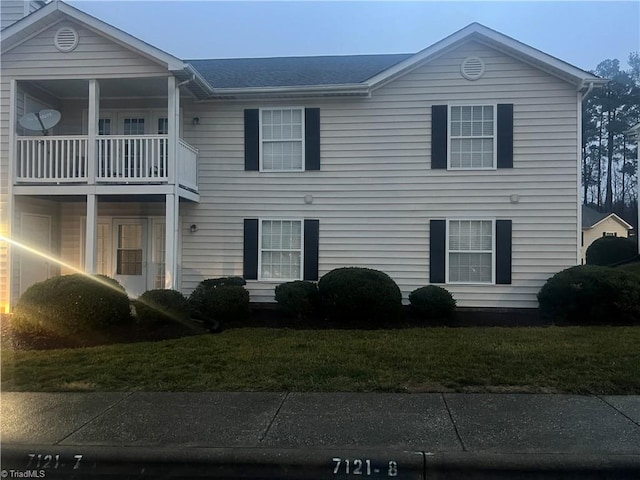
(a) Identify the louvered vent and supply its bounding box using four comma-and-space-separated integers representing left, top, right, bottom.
461, 56, 485, 80
54, 27, 79, 52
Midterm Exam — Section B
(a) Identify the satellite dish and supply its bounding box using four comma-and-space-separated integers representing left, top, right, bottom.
19, 109, 61, 135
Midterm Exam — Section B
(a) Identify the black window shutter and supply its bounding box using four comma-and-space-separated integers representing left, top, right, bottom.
305, 108, 320, 171
303, 219, 320, 281
430, 219, 446, 283
497, 104, 513, 169
495, 219, 512, 284
244, 109, 259, 171
431, 105, 448, 169
243, 219, 259, 280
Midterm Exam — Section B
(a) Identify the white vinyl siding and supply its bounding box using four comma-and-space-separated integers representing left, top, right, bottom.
152, 221, 166, 288
449, 105, 495, 169
259, 219, 303, 281
179, 40, 580, 308
260, 108, 304, 171
447, 220, 494, 284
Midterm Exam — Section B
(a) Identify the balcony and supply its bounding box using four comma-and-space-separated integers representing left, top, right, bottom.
14, 135, 198, 191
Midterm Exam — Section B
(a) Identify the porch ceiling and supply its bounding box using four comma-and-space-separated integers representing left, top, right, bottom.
28, 77, 170, 100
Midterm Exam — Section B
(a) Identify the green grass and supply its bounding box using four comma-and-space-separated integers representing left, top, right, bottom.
2, 327, 640, 394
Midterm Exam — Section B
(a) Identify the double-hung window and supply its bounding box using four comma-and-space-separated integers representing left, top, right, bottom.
261, 108, 304, 171
259, 220, 303, 280
448, 219, 494, 283
449, 105, 495, 169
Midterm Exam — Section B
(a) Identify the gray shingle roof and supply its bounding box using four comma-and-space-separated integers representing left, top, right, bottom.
186, 54, 413, 89
582, 205, 612, 228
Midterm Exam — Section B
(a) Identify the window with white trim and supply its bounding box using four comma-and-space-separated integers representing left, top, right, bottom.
259, 220, 303, 280
261, 108, 304, 171
448, 220, 494, 283
449, 105, 495, 169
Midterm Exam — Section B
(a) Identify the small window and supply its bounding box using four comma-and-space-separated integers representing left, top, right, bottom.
98, 119, 111, 135
157, 118, 168, 135
259, 220, 303, 280
448, 219, 494, 283
116, 224, 143, 275
603, 232, 617, 237
123, 118, 145, 135
449, 105, 495, 169
261, 108, 304, 171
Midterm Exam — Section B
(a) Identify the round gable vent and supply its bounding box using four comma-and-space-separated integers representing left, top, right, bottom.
54, 26, 79, 52
461, 56, 485, 80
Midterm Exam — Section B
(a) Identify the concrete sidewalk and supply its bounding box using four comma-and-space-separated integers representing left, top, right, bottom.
1, 392, 639, 478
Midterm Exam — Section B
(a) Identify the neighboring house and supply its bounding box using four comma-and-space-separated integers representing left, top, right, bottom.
581, 205, 633, 263
0, 1, 607, 313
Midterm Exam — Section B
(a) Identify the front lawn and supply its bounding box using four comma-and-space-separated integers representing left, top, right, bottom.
2, 326, 639, 394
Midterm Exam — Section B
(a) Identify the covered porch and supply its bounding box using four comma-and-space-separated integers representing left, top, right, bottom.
11, 76, 198, 192
12, 193, 192, 301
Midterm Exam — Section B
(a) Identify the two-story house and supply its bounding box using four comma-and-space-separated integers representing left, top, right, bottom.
0, 1, 605, 312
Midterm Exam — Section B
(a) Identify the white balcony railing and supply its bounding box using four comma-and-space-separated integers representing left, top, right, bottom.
178, 138, 198, 191
16, 136, 88, 183
97, 135, 168, 182
15, 135, 198, 191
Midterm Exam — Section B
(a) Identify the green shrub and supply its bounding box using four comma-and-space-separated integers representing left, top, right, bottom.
409, 285, 456, 319
586, 236, 638, 266
206, 286, 250, 322
188, 276, 247, 320
318, 267, 402, 324
188, 277, 250, 324
275, 281, 320, 319
537, 265, 640, 324
134, 289, 189, 325
12, 274, 132, 336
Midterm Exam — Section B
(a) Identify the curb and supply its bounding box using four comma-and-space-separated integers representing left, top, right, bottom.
2, 445, 640, 479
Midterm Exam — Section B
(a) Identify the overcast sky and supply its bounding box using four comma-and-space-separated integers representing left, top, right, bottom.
68, 1, 639, 72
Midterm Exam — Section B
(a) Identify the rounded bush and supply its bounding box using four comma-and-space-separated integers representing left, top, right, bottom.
409, 285, 456, 319
206, 286, 250, 322
537, 265, 640, 324
12, 274, 132, 336
275, 281, 320, 319
134, 289, 189, 325
188, 276, 247, 320
318, 267, 402, 324
586, 236, 638, 266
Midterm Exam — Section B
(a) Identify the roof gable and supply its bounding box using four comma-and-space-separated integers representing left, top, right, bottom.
1, 0, 184, 71
366, 23, 605, 90
582, 206, 633, 230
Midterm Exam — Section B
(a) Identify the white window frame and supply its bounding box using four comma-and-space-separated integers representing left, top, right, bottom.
258, 218, 304, 281
259, 107, 305, 172
445, 218, 496, 285
447, 104, 497, 170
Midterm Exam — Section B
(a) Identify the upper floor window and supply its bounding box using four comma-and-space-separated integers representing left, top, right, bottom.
449, 105, 495, 169
244, 108, 320, 171
261, 108, 304, 171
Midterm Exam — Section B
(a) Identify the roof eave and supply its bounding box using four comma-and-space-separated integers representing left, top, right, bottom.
587, 214, 634, 231
205, 83, 371, 100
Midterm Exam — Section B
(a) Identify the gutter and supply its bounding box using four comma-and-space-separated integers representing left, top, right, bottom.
203, 83, 371, 100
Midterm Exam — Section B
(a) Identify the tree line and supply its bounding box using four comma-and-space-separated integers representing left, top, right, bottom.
582, 52, 640, 231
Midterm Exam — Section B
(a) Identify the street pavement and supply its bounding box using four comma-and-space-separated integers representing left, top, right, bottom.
1, 392, 639, 478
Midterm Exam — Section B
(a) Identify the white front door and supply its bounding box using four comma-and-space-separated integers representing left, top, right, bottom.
113, 219, 148, 297
19, 213, 51, 294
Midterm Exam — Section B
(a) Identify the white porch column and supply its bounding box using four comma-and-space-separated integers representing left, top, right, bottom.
167, 76, 179, 185
87, 80, 100, 184
85, 194, 98, 273
164, 193, 179, 290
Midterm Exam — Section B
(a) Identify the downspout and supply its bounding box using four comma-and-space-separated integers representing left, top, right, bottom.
580, 81, 595, 101
577, 80, 596, 263
176, 75, 195, 88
